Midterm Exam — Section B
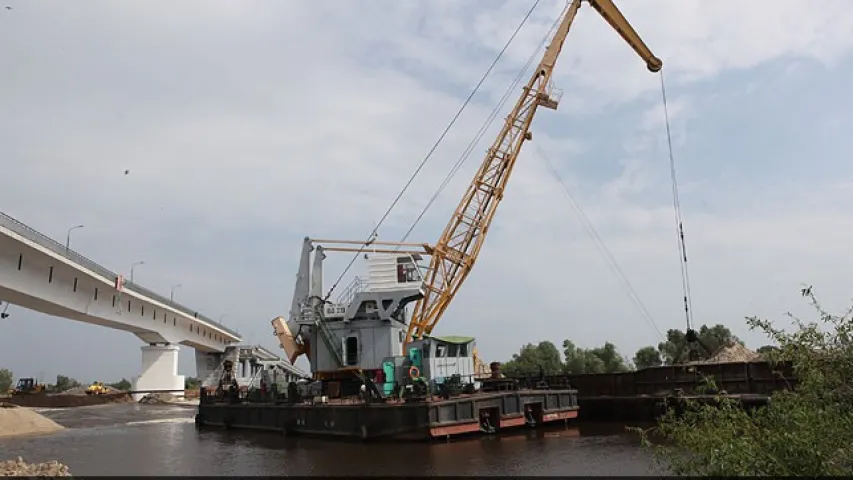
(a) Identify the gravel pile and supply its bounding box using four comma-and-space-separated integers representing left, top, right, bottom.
0, 457, 71, 476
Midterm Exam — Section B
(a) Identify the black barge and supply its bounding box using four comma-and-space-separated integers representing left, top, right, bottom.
196, 384, 579, 441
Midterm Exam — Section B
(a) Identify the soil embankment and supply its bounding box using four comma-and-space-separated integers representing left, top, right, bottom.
3, 391, 133, 408
0, 457, 71, 476
0, 402, 64, 438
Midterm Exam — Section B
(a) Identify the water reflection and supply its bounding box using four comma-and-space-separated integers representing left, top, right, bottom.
1, 404, 657, 476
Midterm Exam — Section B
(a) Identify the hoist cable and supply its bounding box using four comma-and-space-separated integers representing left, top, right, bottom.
659, 71, 695, 332
537, 144, 664, 342
324, 0, 542, 300
398, 5, 567, 245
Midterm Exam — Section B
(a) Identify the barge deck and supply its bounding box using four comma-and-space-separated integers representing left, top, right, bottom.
196, 388, 579, 441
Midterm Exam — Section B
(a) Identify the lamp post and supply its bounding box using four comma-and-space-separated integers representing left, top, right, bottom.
130, 260, 145, 283
65, 224, 84, 253
170, 284, 181, 302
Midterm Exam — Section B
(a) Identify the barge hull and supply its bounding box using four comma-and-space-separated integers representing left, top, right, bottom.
196, 389, 578, 441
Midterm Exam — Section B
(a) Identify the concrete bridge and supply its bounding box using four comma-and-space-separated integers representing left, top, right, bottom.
0, 210, 286, 397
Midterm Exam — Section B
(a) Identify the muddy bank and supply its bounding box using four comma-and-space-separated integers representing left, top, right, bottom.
3, 392, 133, 408
0, 457, 71, 476
0, 403, 64, 439
138, 393, 199, 408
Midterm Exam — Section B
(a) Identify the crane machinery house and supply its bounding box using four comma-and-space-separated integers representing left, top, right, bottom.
273, 238, 436, 385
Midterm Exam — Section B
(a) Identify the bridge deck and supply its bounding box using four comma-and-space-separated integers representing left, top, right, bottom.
0, 210, 241, 341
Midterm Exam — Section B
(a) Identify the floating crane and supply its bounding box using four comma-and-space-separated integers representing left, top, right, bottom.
272, 0, 661, 382
403, 0, 662, 347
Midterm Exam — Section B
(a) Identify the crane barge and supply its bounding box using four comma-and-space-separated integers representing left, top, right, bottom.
196, 0, 662, 440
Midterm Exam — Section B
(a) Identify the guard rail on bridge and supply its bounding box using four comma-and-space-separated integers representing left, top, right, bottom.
0, 210, 240, 339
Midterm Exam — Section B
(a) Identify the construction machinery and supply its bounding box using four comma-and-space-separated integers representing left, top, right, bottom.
273, 0, 661, 388
85, 381, 109, 395
9, 378, 46, 395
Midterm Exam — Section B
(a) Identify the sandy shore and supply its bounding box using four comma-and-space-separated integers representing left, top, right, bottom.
0, 402, 64, 439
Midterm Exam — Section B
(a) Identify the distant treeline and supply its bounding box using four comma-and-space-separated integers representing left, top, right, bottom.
499, 324, 777, 378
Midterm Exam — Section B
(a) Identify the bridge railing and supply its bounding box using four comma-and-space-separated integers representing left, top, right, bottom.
0, 210, 241, 340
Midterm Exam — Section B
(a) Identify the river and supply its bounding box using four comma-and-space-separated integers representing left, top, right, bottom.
1, 403, 660, 476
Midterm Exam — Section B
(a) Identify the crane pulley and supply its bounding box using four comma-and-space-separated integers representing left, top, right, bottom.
404, 0, 662, 347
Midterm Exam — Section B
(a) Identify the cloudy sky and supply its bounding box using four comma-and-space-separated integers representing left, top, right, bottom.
1, 0, 853, 383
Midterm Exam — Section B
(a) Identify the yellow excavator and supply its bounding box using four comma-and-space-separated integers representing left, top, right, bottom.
85, 381, 109, 395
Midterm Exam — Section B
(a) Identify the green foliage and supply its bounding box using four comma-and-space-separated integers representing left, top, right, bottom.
657, 324, 742, 364
0, 368, 12, 392
501, 341, 563, 377
185, 377, 202, 389
563, 340, 630, 374
633, 345, 663, 369
637, 288, 853, 476
51, 374, 81, 393
109, 378, 132, 391
756, 344, 779, 357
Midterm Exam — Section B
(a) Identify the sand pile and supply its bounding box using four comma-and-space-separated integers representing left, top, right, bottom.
705, 342, 761, 363
0, 403, 64, 438
0, 457, 71, 476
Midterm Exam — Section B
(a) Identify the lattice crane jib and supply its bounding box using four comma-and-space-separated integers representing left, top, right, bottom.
404, 0, 662, 347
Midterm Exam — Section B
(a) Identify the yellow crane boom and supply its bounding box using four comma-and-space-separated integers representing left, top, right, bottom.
404, 0, 662, 346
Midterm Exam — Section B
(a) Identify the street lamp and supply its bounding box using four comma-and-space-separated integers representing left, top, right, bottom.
130, 261, 145, 283
170, 284, 181, 302
65, 224, 84, 253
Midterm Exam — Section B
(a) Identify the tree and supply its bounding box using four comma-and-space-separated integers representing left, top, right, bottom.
633, 346, 662, 369
756, 345, 779, 358
657, 324, 742, 364
109, 378, 132, 391
589, 342, 630, 373
52, 374, 81, 393
637, 288, 853, 476
562, 340, 590, 374
185, 377, 202, 389
562, 340, 629, 374
0, 368, 12, 393
501, 341, 563, 377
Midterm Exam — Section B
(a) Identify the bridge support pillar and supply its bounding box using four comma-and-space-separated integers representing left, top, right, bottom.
132, 345, 185, 402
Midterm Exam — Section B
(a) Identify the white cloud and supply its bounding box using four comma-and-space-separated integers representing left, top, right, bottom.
2, 0, 853, 380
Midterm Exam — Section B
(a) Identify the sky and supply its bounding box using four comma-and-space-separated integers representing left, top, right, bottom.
1, 0, 853, 383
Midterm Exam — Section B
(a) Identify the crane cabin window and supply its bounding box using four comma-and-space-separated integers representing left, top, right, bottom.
435, 344, 447, 358
447, 344, 458, 357
460, 343, 469, 357
396, 257, 419, 283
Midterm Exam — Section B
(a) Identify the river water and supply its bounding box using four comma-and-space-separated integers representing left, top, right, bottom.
1, 403, 660, 476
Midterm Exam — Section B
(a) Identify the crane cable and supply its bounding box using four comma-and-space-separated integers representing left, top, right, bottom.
323, 0, 543, 301
659, 72, 695, 334
536, 144, 664, 342
398, 4, 567, 245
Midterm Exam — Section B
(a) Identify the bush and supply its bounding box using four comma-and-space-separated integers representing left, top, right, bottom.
636, 287, 853, 476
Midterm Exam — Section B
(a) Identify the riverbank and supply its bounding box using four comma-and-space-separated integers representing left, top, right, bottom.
0, 402, 64, 438
2, 391, 133, 408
